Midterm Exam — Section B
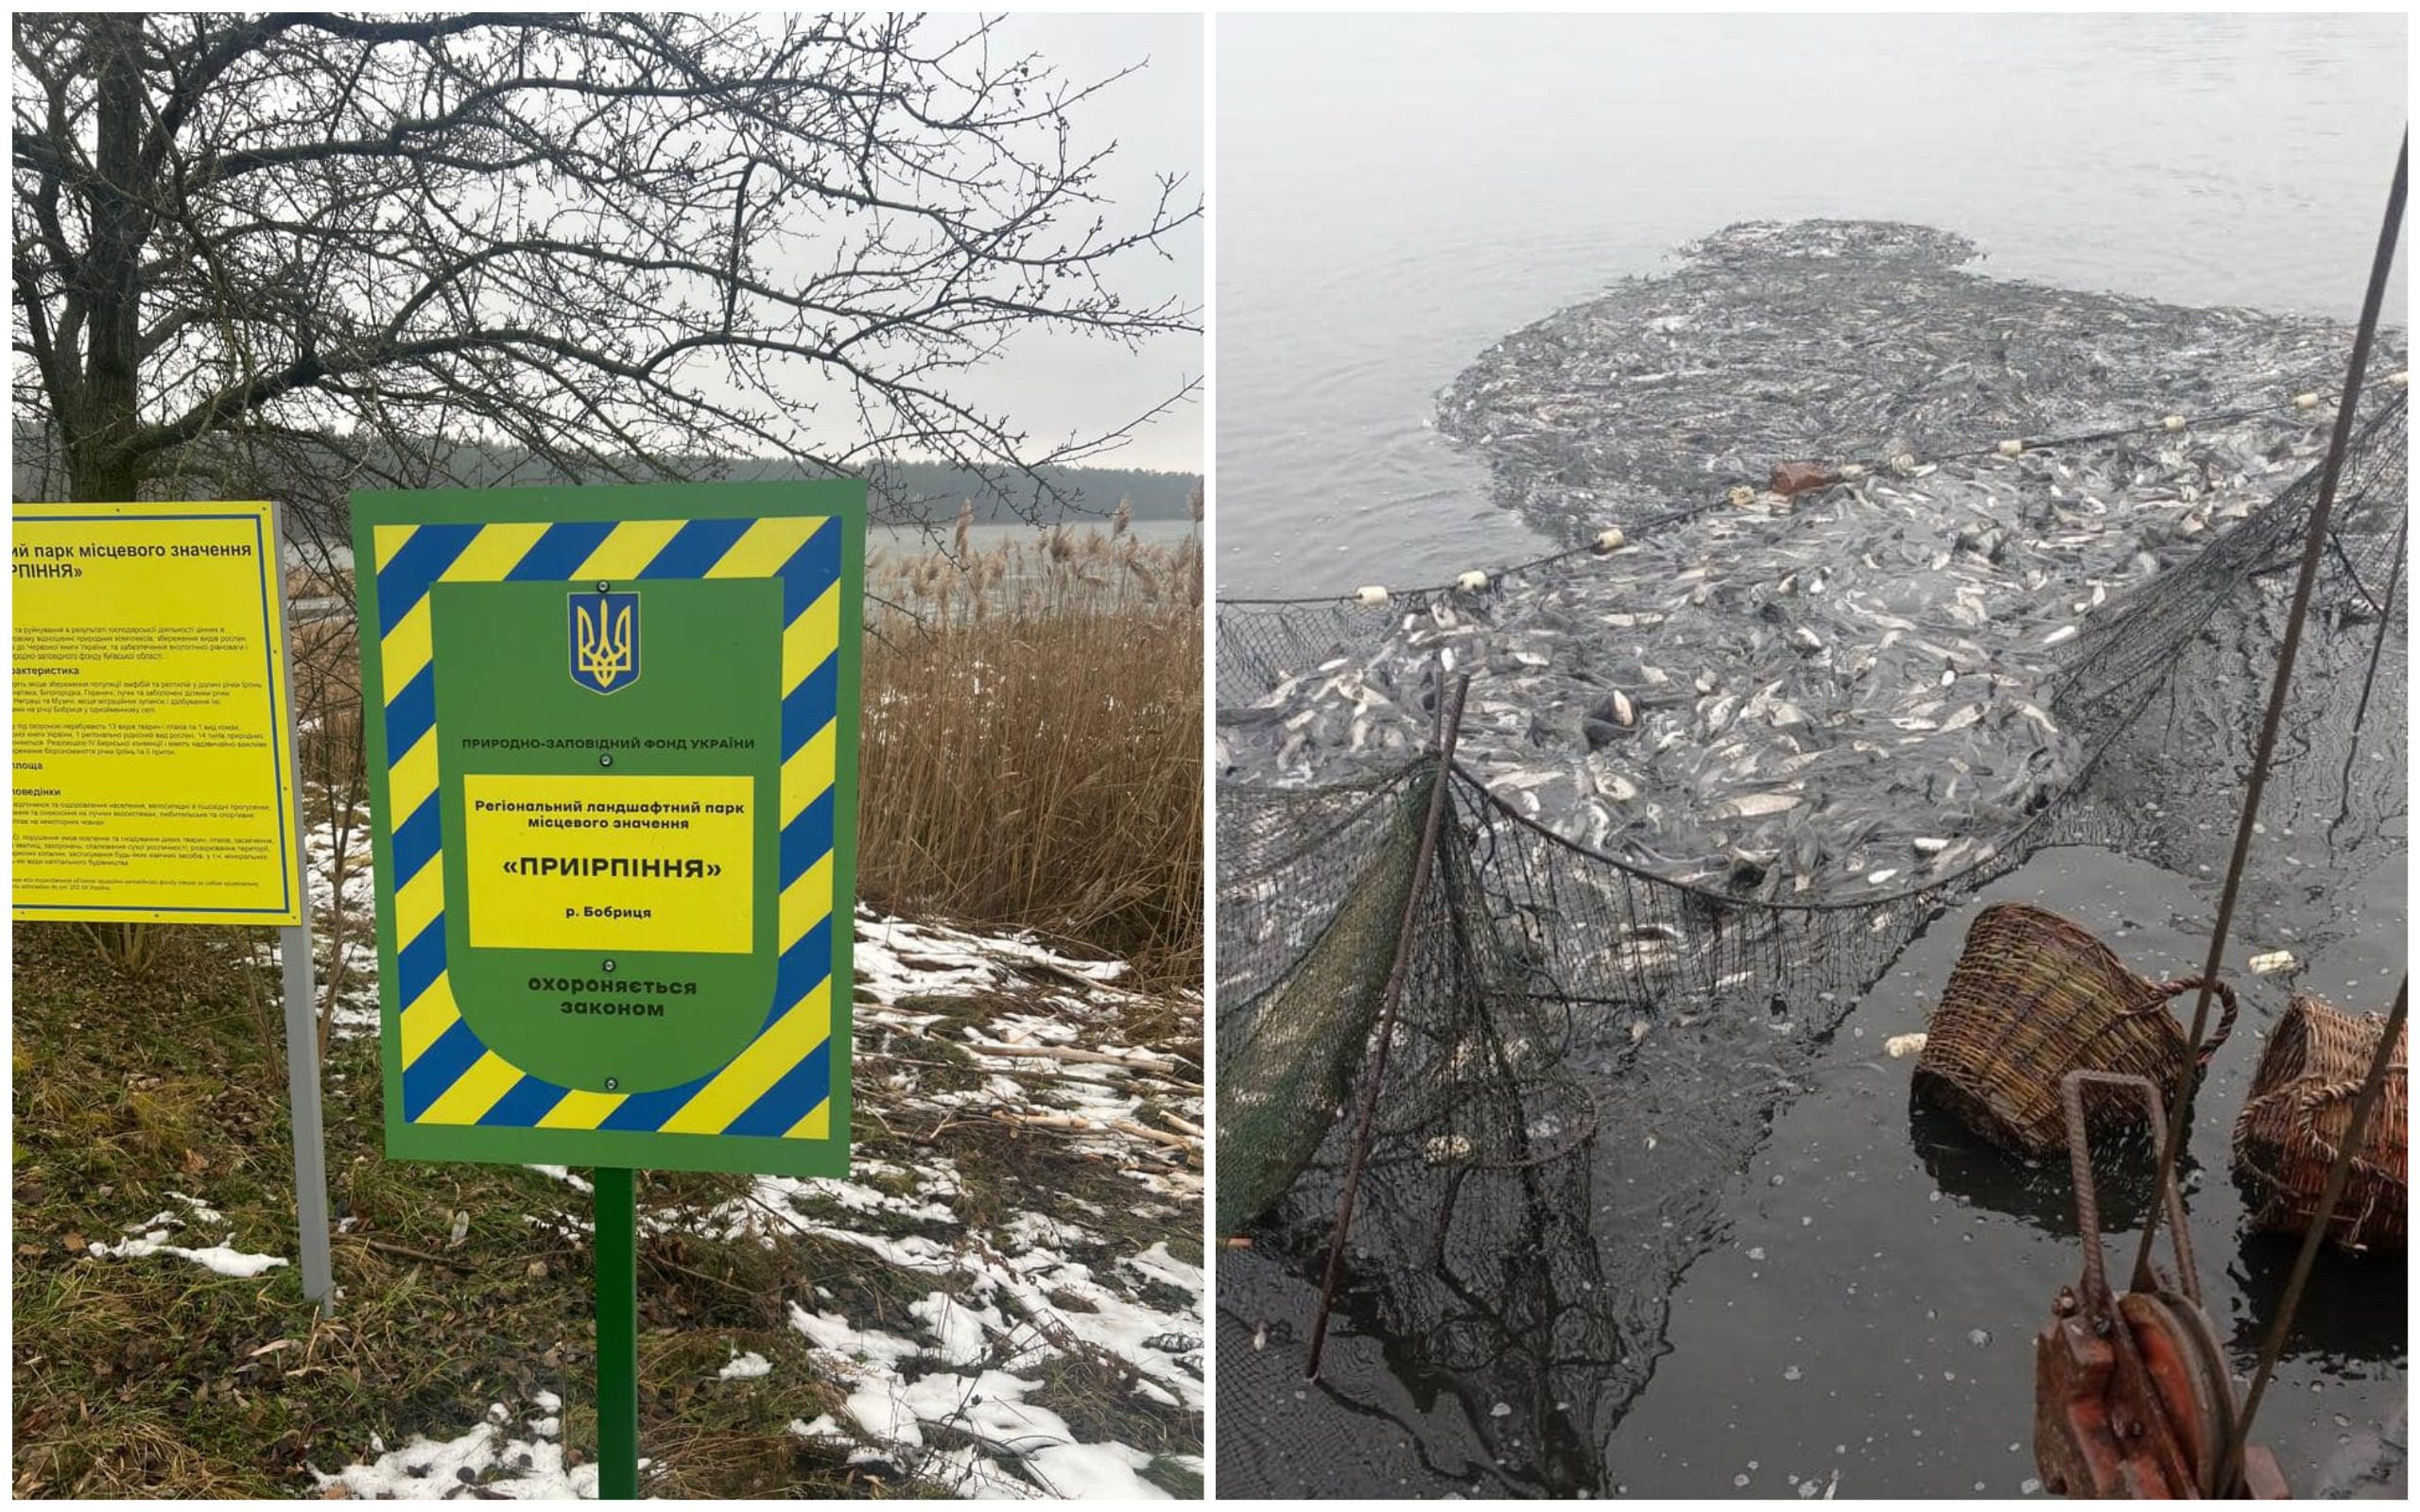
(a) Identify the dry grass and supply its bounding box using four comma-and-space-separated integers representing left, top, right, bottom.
861, 519, 1202, 982
10, 923, 1199, 1499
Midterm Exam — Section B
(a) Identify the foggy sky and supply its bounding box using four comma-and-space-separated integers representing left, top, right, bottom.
939, 13, 1202, 475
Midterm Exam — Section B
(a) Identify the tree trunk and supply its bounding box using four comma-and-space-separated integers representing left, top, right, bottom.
69, 15, 149, 504
67, 19, 160, 971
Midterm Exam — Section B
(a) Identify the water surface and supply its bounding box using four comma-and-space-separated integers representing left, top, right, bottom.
1217, 12, 2406, 597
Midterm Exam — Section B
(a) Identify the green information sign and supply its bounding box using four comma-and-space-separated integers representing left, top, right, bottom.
354, 482, 861, 1177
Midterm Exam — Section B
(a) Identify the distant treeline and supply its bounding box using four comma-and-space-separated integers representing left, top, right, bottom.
729, 458, 1201, 524
11, 422, 1201, 526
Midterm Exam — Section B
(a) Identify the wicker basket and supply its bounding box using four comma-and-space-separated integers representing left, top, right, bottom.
2232, 993, 2407, 1254
1912, 902, 2237, 1157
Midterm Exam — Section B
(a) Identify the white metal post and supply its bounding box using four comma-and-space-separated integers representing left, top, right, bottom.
272, 498, 335, 1310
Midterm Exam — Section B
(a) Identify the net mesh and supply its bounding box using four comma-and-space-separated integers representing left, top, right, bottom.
1215, 392, 2408, 1496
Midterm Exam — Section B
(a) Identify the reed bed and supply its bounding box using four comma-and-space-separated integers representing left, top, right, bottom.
862, 510, 1203, 980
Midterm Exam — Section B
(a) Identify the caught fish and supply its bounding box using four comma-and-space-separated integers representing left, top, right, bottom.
1716, 791, 1801, 820
1219, 219, 2402, 902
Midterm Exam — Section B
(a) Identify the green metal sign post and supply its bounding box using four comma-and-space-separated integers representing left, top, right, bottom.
596, 1167, 640, 1500
351, 482, 862, 1498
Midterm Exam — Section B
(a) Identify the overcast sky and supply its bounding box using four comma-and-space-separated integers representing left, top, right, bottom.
947, 13, 1202, 475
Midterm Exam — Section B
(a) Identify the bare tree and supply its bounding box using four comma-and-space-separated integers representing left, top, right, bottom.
12, 11, 1200, 515
12, 10, 1197, 1035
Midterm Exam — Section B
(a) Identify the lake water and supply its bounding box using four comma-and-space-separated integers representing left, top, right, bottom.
1214, 12, 2408, 1500
1216, 11, 2406, 598
872, 517, 1195, 555
294, 516, 1193, 566
284, 519, 1199, 627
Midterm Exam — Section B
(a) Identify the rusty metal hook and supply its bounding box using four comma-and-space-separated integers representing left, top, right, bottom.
2060, 1071, 2203, 1315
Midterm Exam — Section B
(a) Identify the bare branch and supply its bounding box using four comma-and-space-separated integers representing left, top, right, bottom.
12, 11, 1201, 521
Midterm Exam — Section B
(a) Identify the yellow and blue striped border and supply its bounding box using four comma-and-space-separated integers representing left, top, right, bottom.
361, 504, 850, 1164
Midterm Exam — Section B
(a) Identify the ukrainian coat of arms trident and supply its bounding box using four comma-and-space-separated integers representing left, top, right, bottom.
570, 589, 640, 694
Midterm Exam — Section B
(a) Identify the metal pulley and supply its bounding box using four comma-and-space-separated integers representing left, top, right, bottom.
2033, 1072, 2287, 1499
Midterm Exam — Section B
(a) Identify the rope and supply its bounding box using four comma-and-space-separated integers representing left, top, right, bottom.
2131, 130, 2407, 1289
1217, 373, 2410, 610
2350, 511, 2408, 731
1305, 670, 1473, 1380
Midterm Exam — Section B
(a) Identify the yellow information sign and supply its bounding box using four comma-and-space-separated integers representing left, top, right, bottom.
11, 501, 303, 925
462, 773, 755, 954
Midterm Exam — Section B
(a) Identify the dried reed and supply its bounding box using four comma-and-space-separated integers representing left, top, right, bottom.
863, 527, 1201, 979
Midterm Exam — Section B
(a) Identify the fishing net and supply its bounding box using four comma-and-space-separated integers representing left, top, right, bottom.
1215, 371, 2408, 1495
1219, 753, 1620, 1495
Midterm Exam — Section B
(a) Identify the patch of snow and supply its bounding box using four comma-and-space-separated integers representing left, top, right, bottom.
854, 910, 1130, 1008
164, 1190, 225, 1224
984, 1013, 1081, 1047
717, 1350, 772, 1381
91, 1230, 288, 1279
1127, 1241, 1203, 1298
911, 1289, 1011, 1368
1025, 1442, 1171, 1500
801, 1226, 963, 1274
694, 1164, 961, 1250
991, 1252, 1203, 1412
1002, 1211, 1097, 1251
899, 1369, 1077, 1452
310, 1400, 596, 1500
842, 1380, 925, 1449
785, 1285, 1184, 1498
788, 1303, 925, 1370
922, 1445, 1046, 1499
